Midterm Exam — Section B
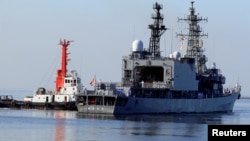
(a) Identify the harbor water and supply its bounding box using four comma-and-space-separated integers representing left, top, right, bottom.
0, 90, 249, 141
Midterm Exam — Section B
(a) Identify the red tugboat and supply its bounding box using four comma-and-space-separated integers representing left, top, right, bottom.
23, 39, 84, 110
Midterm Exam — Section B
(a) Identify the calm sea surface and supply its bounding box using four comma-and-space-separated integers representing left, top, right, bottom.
0, 90, 250, 141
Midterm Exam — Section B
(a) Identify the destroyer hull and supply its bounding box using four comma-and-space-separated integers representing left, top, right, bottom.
77, 93, 240, 115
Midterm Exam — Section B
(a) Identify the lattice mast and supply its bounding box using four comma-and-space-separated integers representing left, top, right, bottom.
177, 1, 208, 74
148, 2, 167, 58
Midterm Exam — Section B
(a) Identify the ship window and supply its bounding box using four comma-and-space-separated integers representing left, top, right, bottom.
124, 70, 132, 77
134, 66, 164, 83
166, 69, 171, 76
88, 96, 96, 105
123, 60, 127, 69
95, 96, 103, 105
104, 97, 116, 105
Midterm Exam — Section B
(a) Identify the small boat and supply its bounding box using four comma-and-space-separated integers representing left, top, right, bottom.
0, 95, 16, 108
23, 39, 84, 110
75, 2, 241, 115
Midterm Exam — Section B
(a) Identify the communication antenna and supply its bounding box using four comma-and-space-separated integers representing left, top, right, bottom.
148, 2, 167, 58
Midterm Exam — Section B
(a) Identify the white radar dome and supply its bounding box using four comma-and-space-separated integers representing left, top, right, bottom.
132, 40, 143, 52
172, 51, 181, 59
212, 62, 216, 69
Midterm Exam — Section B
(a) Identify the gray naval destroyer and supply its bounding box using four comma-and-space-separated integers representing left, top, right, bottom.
76, 2, 241, 114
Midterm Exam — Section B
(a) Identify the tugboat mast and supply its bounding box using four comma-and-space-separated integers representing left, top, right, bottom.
148, 2, 167, 58
177, 1, 208, 74
55, 39, 73, 93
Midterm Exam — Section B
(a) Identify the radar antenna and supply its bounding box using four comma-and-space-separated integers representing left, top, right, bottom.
177, 1, 208, 74
148, 2, 167, 58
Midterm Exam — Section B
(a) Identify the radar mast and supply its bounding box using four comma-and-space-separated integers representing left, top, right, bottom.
177, 1, 208, 74
56, 39, 73, 93
148, 2, 167, 58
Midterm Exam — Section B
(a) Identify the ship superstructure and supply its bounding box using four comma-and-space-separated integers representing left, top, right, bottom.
76, 2, 241, 114
122, 2, 199, 93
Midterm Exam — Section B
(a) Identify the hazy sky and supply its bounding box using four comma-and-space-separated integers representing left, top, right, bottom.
0, 0, 249, 97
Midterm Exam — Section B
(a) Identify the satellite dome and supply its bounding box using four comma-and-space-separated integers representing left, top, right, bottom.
169, 53, 173, 58
212, 62, 216, 69
172, 51, 181, 59
132, 40, 143, 52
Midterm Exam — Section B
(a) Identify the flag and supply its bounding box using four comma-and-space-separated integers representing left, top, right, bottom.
180, 36, 184, 50
90, 75, 96, 86
180, 36, 185, 41
180, 43, 184, 50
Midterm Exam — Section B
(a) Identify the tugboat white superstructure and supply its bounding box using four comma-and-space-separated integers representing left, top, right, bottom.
24, 39, 84, 110
76, 2, 241, 114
